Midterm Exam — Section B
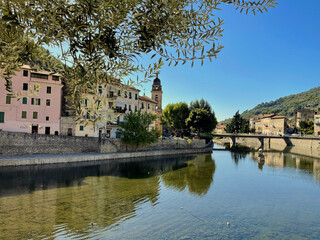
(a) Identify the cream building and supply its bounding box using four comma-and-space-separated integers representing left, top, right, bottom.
314, 113, 320, 136
74, 81, 140, 138
250, 113, 287, 135
295, 109, 315, 128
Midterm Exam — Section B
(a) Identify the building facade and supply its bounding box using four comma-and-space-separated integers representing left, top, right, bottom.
0, 65, 63, 135
250, 114, 287, 135
295, 109, 315, 128
314, 113, 320, 136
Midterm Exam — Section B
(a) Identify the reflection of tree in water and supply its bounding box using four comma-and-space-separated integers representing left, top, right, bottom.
230, 151, 249, 165
0, 155, 195, 239
161, 154, 216, 196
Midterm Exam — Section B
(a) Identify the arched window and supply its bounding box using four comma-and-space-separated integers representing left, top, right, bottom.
155, 95, 158, 102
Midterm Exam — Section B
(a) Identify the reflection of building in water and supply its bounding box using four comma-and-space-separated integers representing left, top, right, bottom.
0, 155, 195, 240
161, 154, 216, 196
250, 152, 320, 182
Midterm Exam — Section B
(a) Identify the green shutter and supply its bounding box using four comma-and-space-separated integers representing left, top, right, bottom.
0, 112, 4, 123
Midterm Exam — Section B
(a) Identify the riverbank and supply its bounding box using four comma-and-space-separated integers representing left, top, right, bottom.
0, 146, 213, 167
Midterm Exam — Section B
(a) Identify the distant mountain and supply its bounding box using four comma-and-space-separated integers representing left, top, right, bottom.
241, 86, 320, 119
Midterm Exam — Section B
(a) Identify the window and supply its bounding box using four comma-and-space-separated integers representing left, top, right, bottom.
135, 106, 137, 112
46, 116, 49, 121
124, 104, 127, 110
34, 84, 40, 92
129, 92, 132, 99
155, 95, 158, 101
148, 104, 150, 109
33, 112, 38, 119
52, 76, 59, 81
46, 99, 51, 106
118, 90, 121, 96
98, 85, 102, 94
21, 111, 27, 119
141, 103, 144, 109
0, 112, 4, 123
22, 97, 27, 104
135, 93, 138, 100
80, 125, 84, 131
124, 91, 127, 98
47, 86, 51, 94
23, 83, 28, 90
31, 98, 41, 105
23, 70, 28, 77
6, 95, 11, 104
81, 99, 88, 107
31, 73, 48, 79
129, 105, 131, 111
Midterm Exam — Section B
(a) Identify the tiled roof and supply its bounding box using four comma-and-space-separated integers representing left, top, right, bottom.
139, 95, 157, 104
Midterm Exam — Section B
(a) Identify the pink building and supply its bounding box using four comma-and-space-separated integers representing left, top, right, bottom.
0, 65, 63, 135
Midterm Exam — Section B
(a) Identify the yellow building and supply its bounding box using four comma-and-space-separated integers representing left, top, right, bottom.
214, 125, 226, 134
74, 81, 140, 138
314, 113, 320, 136
250, 113, 287, 135
295, 109, 315, 128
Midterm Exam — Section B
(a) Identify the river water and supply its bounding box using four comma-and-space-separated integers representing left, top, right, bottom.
0, 150, 320, 240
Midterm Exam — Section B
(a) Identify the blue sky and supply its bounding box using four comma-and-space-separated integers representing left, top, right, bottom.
138, 0, 320, 121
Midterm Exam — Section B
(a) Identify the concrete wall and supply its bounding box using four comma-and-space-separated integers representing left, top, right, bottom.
0, 131, 207, 156
236, 137, 320, 158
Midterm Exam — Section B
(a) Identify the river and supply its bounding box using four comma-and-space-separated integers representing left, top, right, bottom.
0, 150, 320, 239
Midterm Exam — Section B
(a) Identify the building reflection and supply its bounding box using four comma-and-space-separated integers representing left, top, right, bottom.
0, 155, 197, 239
250, 151, 320, 181
161, 154, 216, 196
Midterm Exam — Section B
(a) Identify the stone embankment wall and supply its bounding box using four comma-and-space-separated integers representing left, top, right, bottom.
217, 136, 320, 158
0, 131, 207, 156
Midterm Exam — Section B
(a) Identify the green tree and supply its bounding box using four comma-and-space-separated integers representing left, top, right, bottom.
0, 0, 276, 110
225, 111, 249, 133
298, 120, 314, 134
186, 108, 217, 136
117, 111, 158, 148
162, 102, 190, 137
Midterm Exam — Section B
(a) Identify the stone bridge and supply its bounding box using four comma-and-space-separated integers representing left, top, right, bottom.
211, 133, 318, 150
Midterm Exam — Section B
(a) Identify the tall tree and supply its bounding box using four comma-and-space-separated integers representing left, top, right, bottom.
186, 108, 217, 136
162, 102, 190, 137
0, 0, 276, 112
225, 111, 249, 133
117, 111, 158, 148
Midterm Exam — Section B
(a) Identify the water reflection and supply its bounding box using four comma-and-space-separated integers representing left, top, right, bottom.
230, 151, 249, 165
0, 154, 216, 239
161, 154, 216, 196
250, 151, 320, 181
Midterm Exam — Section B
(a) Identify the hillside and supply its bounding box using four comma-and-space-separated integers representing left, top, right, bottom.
241, 86, 320, 119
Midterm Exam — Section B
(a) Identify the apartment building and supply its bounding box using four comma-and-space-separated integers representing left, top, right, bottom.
0, 65, 63, 135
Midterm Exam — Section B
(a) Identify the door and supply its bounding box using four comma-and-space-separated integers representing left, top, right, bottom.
32, 125, 38, 134
67, 128, 72, 136
45, 127, 50, 135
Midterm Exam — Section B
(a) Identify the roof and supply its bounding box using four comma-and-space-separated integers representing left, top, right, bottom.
261, 113, 277, 119
139, 95, 157, 104
153, 77, 161, 86
271, 115, 287, 119
216, 125, 226, 129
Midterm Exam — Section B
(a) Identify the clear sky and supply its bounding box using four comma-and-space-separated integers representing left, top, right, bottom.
138, 0, 320, 121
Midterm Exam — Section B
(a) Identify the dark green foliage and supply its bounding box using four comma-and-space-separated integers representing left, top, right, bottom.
226, 111, 249, 133
162, 102, 190, 137
241, 87, 320, 119
117, 111, 158, 148
298, 120, 314, 134
186, 108, 217, 136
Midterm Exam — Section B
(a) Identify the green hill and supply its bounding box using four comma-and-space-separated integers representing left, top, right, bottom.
241, 86, 320, 119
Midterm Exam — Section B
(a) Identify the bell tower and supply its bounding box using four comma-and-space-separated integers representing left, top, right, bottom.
151, 76, 163, 111
151, 76, 163, 133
